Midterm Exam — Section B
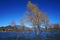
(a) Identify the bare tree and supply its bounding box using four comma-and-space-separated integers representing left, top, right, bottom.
10, 21, 17, 31
20, 19, 25, 32
10, 21, 16, 26
53, 23, 60, 31
25, 1, 49, 35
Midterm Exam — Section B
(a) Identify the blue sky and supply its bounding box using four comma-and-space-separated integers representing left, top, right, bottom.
0, 0, 60, 27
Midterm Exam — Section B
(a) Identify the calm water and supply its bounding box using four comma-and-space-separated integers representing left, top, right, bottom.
0, 32, 60, 40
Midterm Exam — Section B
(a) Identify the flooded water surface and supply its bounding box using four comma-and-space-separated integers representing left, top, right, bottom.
0, 32, 60, 40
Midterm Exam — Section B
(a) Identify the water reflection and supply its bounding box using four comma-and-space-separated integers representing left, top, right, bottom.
0, 32, 60, 40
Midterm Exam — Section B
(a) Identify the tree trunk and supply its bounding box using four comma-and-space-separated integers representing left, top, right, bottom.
34, 27, 37, 36
37, 25, 40, 35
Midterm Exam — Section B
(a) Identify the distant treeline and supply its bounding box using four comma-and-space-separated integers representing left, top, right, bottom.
0, 25, 33, 32
0, 23, 60, 32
